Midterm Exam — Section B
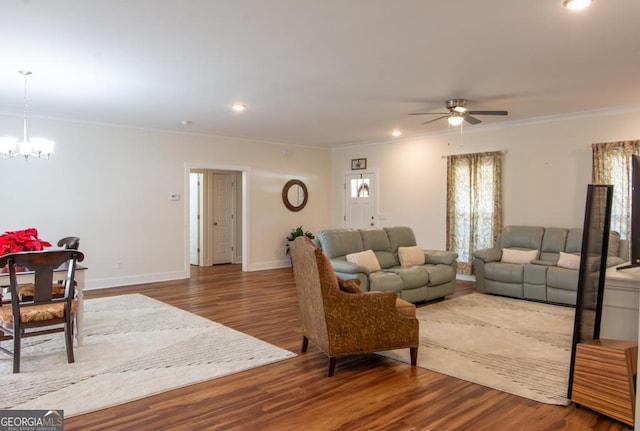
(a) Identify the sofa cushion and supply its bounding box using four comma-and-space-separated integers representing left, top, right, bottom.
398, 246, 425, 267
566, 229, 622, 258
565, 229, 582, 253
557, 252, 581, 270
317, 229, 364, 259
499, 226, 544, 250
360, 229, 397, 269
360, 228, 391, 252
501, 248, 538, 264
384, 226, 417, 251
386, 267, 430, 290
346, 250, 381, 272
547, 267, 579, 291
368, 271, 404, 293
423, 264, 456, 286
540, 227, 568, 262
373, 252, 397, 270
485, 262, 524, 283
524, 263, 548, 285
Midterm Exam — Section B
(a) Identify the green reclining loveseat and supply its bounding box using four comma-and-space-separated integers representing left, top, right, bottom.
316, 226, 458, 303
472, 225, 629, 306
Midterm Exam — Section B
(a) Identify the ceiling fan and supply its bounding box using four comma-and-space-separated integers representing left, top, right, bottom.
409, 99, 508, 126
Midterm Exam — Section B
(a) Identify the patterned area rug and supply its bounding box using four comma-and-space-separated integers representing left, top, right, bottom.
383, 293, 575, 405
0, 294, 296, 416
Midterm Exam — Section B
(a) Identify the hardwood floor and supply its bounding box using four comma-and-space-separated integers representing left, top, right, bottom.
65, 265, 630, 431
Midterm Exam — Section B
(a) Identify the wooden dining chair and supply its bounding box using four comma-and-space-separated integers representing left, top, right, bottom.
0, 250, 84, 373
17, 236, 81, 301
57, 236, 80, 250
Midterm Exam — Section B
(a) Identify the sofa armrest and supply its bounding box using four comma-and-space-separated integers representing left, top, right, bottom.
331, 260, 371, 275
472, 248, 501, 263
424, 250, 458, 265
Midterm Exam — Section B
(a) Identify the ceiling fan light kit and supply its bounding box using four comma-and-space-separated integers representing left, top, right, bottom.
447, 114, 465, 127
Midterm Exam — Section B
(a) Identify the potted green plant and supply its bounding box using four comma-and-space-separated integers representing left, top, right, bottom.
286, 226, 315, 254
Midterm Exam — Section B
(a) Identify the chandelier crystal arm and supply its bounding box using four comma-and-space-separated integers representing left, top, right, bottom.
22, 70, 30, 145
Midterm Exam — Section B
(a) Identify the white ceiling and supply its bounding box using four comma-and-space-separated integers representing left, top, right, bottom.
1, 0, 639, 148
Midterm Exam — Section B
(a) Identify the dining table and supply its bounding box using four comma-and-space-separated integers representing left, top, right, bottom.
0, 264, 88, 346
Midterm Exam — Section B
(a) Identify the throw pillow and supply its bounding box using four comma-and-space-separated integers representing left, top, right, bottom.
398, 246, 425, 267
337, 277, 362, 294
345, 249, 381, 272
500, 248, 538, 264
557, 252, 581, 270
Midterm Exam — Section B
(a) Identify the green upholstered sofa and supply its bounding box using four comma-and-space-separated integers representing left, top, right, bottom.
472, 225, 629, 306
316, 226, 458, 303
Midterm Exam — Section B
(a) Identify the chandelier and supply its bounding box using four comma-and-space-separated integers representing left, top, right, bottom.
0, 70, 55, 160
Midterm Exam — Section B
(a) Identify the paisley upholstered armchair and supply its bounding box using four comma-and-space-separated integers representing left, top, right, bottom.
290, 236, 419, 376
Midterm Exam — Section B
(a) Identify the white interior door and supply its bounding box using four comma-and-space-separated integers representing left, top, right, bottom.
189, 173, 203, 265
345, 172, 376, 228
211, 173, 234, 264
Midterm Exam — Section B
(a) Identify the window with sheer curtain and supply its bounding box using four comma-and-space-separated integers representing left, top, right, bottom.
446, 151, 503, 275
592, 140, 640, 241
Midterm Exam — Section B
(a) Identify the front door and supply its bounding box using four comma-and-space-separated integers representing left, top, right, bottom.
345, 172, 376, 228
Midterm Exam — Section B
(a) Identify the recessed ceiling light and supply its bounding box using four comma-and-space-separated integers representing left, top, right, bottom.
563, 0, 593, 11
231, 103, 246, 112
392, 130, 402, 137
180, 120, 193, 126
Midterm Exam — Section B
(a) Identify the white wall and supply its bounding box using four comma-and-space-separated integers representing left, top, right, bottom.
4, 108, 638, 289
0, 115, 332, 288
331, 108, 640, 251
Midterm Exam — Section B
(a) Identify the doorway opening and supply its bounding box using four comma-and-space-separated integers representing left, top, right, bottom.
189, 168, 243, 268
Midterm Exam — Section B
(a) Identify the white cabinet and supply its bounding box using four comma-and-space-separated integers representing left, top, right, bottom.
600, 265, 640, 341
600, 264, 640, 425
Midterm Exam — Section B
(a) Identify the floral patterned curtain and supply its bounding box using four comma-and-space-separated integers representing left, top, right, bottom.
592, 140, 640, 240
446, 151, 503, 275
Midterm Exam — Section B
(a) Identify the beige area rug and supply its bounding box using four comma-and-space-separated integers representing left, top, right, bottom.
0, 294, 296, 416
383, 293, 575, 405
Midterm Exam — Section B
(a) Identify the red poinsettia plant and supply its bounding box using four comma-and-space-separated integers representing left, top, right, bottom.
0, 228, 52, 256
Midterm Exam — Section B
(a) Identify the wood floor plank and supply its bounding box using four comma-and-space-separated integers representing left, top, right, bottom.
61, 264, 631, 430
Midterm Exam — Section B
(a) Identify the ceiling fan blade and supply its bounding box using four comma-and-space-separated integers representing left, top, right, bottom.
465, 115, 482, 125
420, 115, 448, 125
409, 112, 448, 116
467, 110, 508, 116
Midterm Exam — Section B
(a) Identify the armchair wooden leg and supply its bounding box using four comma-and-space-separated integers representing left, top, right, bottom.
301, 336, 309, 353
410, 347, 418, 366
327, 356, 336, 377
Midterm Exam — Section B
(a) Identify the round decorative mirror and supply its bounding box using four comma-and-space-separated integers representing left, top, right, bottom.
282, 179, 308, 212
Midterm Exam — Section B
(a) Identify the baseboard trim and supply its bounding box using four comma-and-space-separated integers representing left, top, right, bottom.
85, 270, 188, 290
456, 274, 476, 282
